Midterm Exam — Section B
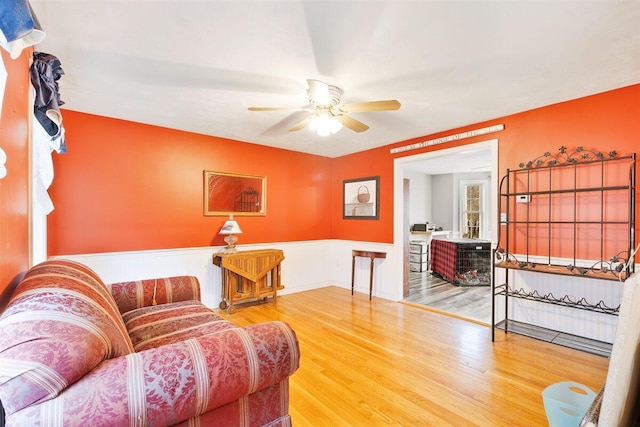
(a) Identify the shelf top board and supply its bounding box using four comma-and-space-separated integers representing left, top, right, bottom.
495, 259, 627, 281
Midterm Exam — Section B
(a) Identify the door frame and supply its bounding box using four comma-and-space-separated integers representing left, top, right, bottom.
392, 139, 499, 301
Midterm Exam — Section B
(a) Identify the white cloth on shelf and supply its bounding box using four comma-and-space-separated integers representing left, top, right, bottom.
31, 83, 64, 215
31, 113, 60, 214
0, 56, 6, 120
1, 49, 8, 179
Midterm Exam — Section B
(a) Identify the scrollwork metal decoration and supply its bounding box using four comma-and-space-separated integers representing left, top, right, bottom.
518, 146, 618, 169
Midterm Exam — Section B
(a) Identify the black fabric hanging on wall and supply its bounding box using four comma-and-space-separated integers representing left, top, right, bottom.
30, 51, 66, 153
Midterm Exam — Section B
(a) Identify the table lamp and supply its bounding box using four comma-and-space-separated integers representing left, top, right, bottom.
219, 215, 242, 253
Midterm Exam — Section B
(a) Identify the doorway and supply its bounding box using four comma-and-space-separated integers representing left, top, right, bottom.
460, 179, 490, 239
392, 139, 498, 323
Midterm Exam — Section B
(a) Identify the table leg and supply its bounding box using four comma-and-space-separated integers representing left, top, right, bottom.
219, 269, 229, 310
273, 265, 279, 307
351, 255, 356, 295
369, 256, 375, 300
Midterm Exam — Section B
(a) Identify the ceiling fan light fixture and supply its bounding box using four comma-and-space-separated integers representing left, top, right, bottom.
250, 79, 399, 135
310, 113, 342, 136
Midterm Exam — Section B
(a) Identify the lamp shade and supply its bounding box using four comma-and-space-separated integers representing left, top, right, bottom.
218, 216, 242, 253
219, 219, 242, 235
309, 113, 342, 136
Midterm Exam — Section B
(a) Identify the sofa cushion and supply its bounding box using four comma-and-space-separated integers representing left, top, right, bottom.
123, 300, 237, 351
0, 259, 134, 416
108, 276, 201, 314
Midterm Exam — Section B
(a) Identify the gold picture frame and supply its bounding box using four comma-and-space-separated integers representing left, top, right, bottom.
203, 171, 266, 216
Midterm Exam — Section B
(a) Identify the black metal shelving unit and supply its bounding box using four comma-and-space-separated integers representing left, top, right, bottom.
491, 146, 636, 346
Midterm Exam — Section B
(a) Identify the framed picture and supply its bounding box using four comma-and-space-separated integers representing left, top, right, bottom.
204, 171, 266, 216
343, 176, 379, 219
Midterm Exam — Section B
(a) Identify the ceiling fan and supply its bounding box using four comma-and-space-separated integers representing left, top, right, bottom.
248, 79, 400, 135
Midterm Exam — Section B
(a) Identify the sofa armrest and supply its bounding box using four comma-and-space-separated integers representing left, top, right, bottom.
107, 276, 201, 314
8, 321, 300, 426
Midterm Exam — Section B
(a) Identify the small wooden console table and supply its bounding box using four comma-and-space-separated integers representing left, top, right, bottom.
351, 250, 386, 300
212, 249, 284, 313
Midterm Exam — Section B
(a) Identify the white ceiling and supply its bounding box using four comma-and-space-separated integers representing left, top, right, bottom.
29, 1, 640, 158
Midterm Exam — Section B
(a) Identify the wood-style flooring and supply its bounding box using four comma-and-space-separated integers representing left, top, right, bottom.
219, 287, 608, 426
404, 271, 492, 324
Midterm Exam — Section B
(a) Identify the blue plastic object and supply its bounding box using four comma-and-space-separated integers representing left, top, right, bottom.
542, 381, 596, 427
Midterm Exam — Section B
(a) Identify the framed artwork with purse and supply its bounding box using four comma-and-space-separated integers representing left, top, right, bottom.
343, 176, 379, 219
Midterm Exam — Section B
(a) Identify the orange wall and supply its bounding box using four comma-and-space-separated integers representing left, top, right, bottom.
331, 145, 396, 242
47, 85, 639, 256
333, 84, 640, 246
0, 49, 31, 297
47, 112, 333, 255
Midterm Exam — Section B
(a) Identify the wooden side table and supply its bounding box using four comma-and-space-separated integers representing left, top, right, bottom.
351, 250, 386, 300
213, 248, 284, 313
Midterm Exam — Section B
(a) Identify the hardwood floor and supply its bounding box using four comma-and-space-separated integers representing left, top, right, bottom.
219, 287, 608, 426
404, 271, 492, 324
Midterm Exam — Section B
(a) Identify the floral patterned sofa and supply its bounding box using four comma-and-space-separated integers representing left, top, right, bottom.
0, 259, 300, 426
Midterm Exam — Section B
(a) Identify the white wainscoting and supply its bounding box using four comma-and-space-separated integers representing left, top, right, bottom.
54, 240, 396, 310
55, 240, 625, 343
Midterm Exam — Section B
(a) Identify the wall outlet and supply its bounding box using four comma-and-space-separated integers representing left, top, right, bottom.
516, 194, 530, 203
500, 212, 508, 223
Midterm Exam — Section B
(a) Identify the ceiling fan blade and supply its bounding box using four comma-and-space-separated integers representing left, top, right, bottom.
248, 107, 305, 112
335, 114, 369, 133
288, 115, 316, 132
341, 100, 401, 113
